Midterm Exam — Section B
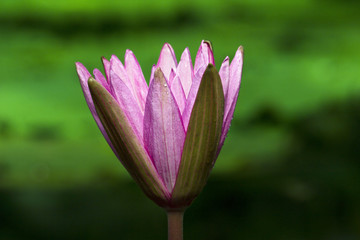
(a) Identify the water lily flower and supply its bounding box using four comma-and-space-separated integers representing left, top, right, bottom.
75, 41, 243, 211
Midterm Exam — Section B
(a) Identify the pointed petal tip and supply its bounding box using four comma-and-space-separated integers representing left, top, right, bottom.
239, 45, 244, 53
110, 54, 119, 61
235, 46, 244, 59
202, 40, 213, 51
194, 40, 215, 73
180, 47, 191, 58
75, 61, 84, 68
157, 43, 177, 78
75, 62, 81, 71
76, 62, 91, 80
101, 56, 110, 63
163, 42, 172, 48
125, 49, 134, 58
231, 46, 244, 67
160, 42, 174, 53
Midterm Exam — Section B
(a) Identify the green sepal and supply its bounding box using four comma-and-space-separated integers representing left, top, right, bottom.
170, 64, 224, 208
88, 77, 170, 206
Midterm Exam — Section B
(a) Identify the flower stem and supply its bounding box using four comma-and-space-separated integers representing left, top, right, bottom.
167, 210, 184, 240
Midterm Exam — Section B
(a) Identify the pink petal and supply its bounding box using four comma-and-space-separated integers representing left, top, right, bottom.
217, 46, 243, 155
168, 69, 176, 87
110, 55, 131, 92
225, 46, 243, 117
110, 54, 145, 114
171, 75, 186, 114
144, 68, 185, 192
156, 43, 177, 80
76, 62, 95, 115
101, 57, 110, 82
194, 40, 215, 74
87, 78, 171, 202
75, 62, 118, 157
124, 50, 148, 113
149, 64, 156, 86
93, 68, 111, 92
219, 57, 230, 102
177, 48, 194, 98
182, 64, 207, 131
110, 69, 144, 143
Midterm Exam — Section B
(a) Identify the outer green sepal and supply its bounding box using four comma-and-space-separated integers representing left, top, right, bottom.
88, 77, 170, 206
170, 64, 224, 208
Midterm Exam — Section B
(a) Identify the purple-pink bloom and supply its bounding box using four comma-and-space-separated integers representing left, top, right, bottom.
76, 40, 243, 209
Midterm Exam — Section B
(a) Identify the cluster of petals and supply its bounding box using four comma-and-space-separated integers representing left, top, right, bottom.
76, 40, 243, 201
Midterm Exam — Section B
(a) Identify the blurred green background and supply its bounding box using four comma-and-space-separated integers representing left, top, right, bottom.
1, 0, 360, 239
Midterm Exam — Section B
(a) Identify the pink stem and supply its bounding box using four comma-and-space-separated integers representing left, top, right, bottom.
167, 210, 184, 240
